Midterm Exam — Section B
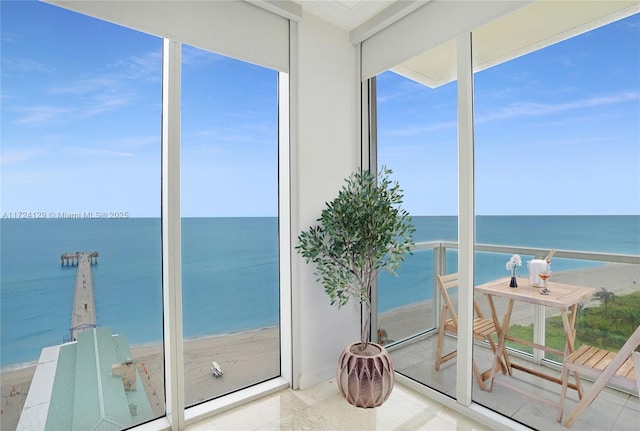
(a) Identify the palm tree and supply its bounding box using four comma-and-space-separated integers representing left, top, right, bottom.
593, 287, 616, 306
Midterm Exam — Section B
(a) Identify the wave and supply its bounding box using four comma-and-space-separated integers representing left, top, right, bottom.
127, 325, 279, 349
1, 359, 38, 373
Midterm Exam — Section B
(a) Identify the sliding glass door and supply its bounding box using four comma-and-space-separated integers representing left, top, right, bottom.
369, 6, 639, 431
472, 13, 640, 430
374, 40, 459, 397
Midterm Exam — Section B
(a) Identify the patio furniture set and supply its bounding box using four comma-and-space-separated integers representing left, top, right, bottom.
435, 273, 640, 428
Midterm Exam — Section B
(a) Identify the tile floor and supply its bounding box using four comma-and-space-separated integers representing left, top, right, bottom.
186, 380, 491, 431
390, 334, 640, 431
185, 333, 640, 430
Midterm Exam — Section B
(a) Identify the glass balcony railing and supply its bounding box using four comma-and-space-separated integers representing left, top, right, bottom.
378, 241, 640, 365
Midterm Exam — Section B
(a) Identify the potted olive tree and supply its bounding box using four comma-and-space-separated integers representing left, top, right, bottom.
297, 167, 415, 408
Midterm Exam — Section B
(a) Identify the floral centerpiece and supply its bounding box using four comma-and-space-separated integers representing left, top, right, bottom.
506, 254, 522, 287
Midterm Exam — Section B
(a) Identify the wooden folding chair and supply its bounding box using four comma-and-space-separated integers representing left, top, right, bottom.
434, 273, 508, 390
557, 325, 640, 427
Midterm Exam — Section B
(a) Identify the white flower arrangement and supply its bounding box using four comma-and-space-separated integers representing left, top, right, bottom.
506, 254, 522, 273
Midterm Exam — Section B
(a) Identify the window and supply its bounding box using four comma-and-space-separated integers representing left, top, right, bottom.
1, 2, 164, 429
472, 14, 640, 429
375, 58, 459, 394
180, 45, 280, 407
1, 2, 288, 430
368, 6, 639, 430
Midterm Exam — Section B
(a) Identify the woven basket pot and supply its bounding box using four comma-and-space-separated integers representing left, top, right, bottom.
336, 342, 394, 408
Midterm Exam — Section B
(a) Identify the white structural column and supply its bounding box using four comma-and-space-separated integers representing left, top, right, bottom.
456, 32, 475, 407
294, 13, 360, 389
162, 38, 185, 431
288, 18, 302, 390
279, 67, 293, 385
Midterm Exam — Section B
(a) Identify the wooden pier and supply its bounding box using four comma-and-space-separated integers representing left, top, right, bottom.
61, 251, 98, 266
63, 251, 99, 341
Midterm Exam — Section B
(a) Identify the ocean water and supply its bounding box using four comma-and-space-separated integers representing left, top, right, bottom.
0, 217, 279, 369
1, 216, 638, 368
378, 215, 640, 311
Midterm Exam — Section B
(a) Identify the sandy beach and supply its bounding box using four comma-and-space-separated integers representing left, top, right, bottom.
1, 263, 637, 430
138, 326, 280, 413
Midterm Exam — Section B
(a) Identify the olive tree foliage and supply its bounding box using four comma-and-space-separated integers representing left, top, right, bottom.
296, 168, 415, 351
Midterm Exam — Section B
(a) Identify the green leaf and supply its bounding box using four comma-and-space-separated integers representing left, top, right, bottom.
296, 167, 415, 346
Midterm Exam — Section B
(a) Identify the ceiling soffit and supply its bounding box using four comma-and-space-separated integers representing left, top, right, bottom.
391, 1, 640, 88
292, 0, 400, 30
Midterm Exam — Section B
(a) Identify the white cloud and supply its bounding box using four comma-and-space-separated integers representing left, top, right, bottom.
48, 78, 118, 95
12, 105, 73, 125
379, 91, 638, 138
383, 120, 457, 137
0, 150, 41, 166
10, 93, 130, 125
189, 123, 277, 146
25, 50, 161, 123
112, 50, 161, 80
77, 94, 130, 118
64, 147, 134, 158
477, 91, 639, 123
11, 81, 133, 125
2, 57, 55, 75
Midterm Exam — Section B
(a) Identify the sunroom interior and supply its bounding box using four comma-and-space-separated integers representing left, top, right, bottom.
30, 1, 640, 430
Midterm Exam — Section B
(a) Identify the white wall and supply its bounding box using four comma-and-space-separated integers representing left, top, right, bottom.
293, 11, 361, 389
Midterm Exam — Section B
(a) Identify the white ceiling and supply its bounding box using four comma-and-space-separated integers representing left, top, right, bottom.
291, 0, 406, 30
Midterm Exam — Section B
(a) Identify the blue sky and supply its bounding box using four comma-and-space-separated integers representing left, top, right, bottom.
1, 0, 277, 218
378, 12, 640, 215
1, 1, 639, 217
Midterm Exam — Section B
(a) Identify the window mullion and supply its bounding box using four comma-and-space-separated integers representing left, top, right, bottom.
456, 32, 475, 407
161, 37, 185, 430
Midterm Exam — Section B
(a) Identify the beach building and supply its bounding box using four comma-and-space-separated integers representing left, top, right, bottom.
17, 328, 154, 431
4, 1, 639, 431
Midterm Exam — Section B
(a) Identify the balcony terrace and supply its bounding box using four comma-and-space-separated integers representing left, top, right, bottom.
375, 242, 640, 430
